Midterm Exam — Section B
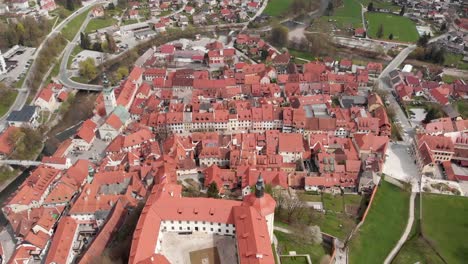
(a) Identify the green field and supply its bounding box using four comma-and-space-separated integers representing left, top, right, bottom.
85, 17, 117, 33
0, 90, 18, 118
122, 19, 138, 25
275, 230, 329, 264
393, 194, 445, 264
421, 194, 468, 263
356, 0, 400, 12
296, 193, 363, 239
454, 99, 468, 119
263, 0, 292, 17
365, 12, 419, 42
61, 8, 91, 41
289, 49, 316, 63
322, 0, 363, 29
348, 180, 410, 264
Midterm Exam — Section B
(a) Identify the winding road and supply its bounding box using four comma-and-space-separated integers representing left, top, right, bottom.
0, 1, 107, 130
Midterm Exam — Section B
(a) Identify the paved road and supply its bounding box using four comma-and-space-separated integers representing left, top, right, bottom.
58, 9, 104, 91
384, 192, 416, 264
0, 1, 106, 131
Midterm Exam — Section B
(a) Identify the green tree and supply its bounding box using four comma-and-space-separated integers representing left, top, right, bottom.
423, 105, 444, 123
325, 2, 334, 16
271, 25, 289, 47
79, 58, 98, 80
105, 32, 118, 53
417, 33, 431, 47
389, 33, 394, 40
207, 182, 220, 198
367, 2, 374, 12
376, 24, 384, 38
80, 32, 91, 49
66, 0, 75, 11
399, 6, 405, 16
440, 22, 447, 32
116, 66, 129, 80
117, 0, 127, 9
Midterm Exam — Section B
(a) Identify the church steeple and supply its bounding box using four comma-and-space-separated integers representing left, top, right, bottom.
255, 174, 264, 198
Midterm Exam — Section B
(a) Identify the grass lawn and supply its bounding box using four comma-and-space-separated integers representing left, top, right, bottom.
356, 0, 400, 12
85, 17, 117, 33
322, 0, 362, 29
454, 99, 468, 119
394, 195, 444, 264
348, 180, 410, 264
365, 12, 419, 42
0, 168, 20, 184
71, 75, 89, 84
280, 256, 309, 264
49, 6, 73, 26
158, 10, 172, 17
275, 230, 329, 264
61, 7, 91, 41
0, 89, 18, 118
46, 59, 61, 83
263, 0, 292, 17
298, 192, 322, 202
443, 52, 463, 66
310, 211, 356, 239
289, 49, 316, 62
441, 74, 463, 84
122, 19, 138, 25
421, 194, 468, 263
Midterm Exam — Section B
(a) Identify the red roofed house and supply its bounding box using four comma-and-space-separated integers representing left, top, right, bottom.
73, 119, 97, 151
278, 133, 305, 163
353, 133, 389, 172
354, 28, 366, 38
4, 165, 61, 213
34, 86, 57, 112
0, 126, 18, 158
129, 178, 275, 264
99, 113, 124, 141
413, 134, 455, 174
39, 0, 56, 11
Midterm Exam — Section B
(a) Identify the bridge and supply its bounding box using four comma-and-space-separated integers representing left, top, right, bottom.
0, 160, 41, 167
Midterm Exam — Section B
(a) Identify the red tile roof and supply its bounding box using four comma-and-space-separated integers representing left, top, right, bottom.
0, 126, 19, 155
44, 217, 78, 264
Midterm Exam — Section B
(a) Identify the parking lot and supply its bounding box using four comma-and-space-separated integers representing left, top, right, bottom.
0, 47, 36, 84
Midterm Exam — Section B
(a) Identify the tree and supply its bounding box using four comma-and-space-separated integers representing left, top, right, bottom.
423, 105, 444, 123
274, 192, 306, 224
440, 22, 447, 32
207, 182, 220, 198
325, 2, 334, 16
117, 0, 127, 9
376, 24, 384, 38
66, 0, 75, 11
79, 58, 98, 80
389, 33, 394, 40
116, 66, 129, 80
271, 25, 289, 47
399, 6, 405, 16
92, 40, 102, 51
80, 32, 91, 49
108, 2, 115, 9
367, 2, 374, 12
105, 32, 118, 53
417, 33, 430, 47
